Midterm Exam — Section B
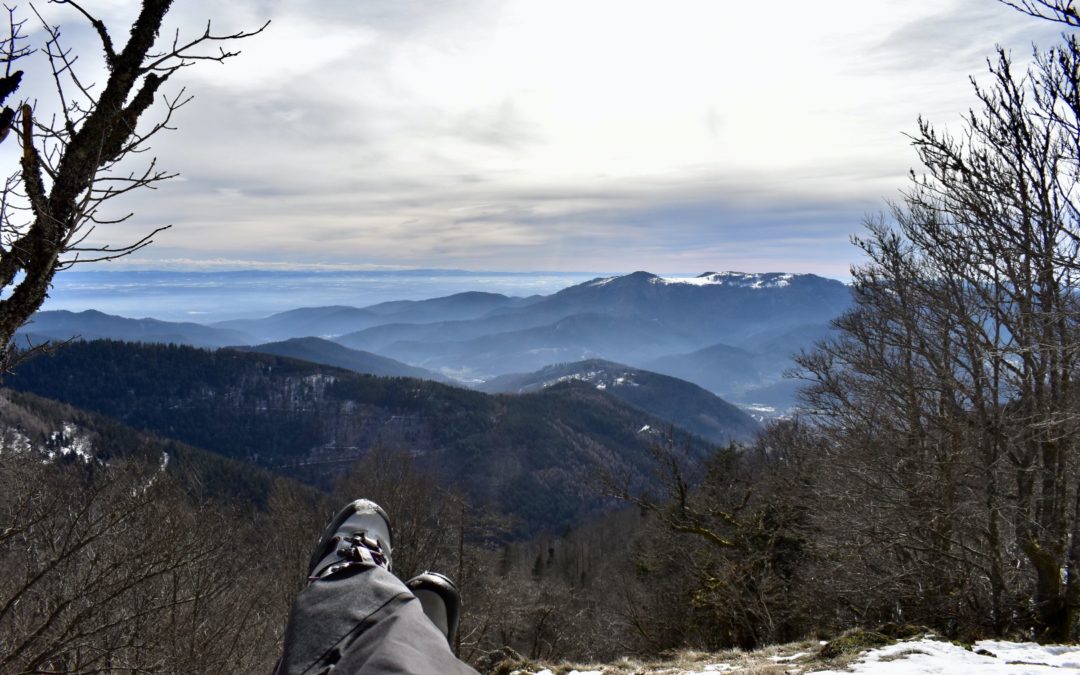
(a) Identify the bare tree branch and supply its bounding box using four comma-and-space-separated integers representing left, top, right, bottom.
0, 2, 264, 368
999, 0, 1080, 27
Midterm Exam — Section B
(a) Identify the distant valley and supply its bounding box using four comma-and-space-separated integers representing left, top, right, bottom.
19, 270, 850, 415
234, 337, 451, 383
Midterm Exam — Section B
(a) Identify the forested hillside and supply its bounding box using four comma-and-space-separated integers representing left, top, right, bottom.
0, 381, 737, 670
0, 388, 334, 673
479, 358, 759, 443
236, 336, 451, 382
8, 340, 723, 535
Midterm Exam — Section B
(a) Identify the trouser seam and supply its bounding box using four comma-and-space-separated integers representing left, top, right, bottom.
298, 591, 413, 675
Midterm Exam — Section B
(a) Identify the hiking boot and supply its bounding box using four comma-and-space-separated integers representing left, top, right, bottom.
308, 499, 393, 580
406, 571, 461, 645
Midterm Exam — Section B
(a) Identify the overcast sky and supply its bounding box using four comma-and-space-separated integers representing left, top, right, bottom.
2, 0, 1064, 277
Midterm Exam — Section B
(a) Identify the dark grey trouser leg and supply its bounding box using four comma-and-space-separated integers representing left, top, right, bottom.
277, 565, 479, 675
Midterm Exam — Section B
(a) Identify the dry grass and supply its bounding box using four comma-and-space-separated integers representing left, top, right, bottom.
501, 634, 953, 674
877, 648, 929, 662
502, 639, 827, 674
499, 631, 949, 675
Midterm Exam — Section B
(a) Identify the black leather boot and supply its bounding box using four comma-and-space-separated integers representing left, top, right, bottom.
307, 499, 393, 580
406, 571, 461, 645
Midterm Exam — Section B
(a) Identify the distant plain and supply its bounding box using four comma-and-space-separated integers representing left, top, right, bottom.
40, 269, 608, 322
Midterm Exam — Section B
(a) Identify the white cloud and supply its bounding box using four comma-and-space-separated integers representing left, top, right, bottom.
1, 0, 1067, 274
174, 14, 378, 92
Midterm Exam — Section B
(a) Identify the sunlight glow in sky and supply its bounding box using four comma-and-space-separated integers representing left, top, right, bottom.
1, 0, 1061, 276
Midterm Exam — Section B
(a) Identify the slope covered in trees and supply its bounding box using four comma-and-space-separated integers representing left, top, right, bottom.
236, 336, 450, 382
0, 388, 332, 673
479, 358, 759, 444
8, 340, 720, 535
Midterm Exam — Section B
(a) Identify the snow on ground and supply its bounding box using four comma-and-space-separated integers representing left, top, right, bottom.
813, 638, 1080, 674
542, 369, 639, 392
49, 422, 94, 463
0, 428, 33, 455
511, 638, 1080, 674
0, 422, 96, 464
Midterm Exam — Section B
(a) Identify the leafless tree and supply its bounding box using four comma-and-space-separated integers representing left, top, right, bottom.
0, 452, 287, 673
797, 3, 1080, 639
332, 446, 467, 581
602, 430, 821, 649
0, 1, 265, 367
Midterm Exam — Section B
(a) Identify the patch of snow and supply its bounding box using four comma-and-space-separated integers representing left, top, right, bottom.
742, 403, 777, 413
547, 371, 603, 389
977, 640, 1080, 669
587, 276, 618, 287
655, 271, 796, 289
0, 429, 33, 455
50, 423, 93, 464
510, 639, 1080, 675
639, 425, 651, 433
654, 274, 729, 286
812, 637, 1080, 674
595, 382, 607, 390
739, 403, 787, 423
770, 651, 809, 662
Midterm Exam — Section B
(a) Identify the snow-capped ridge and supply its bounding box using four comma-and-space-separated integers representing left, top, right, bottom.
654, 271, 796, 289
585, 270, 807, 290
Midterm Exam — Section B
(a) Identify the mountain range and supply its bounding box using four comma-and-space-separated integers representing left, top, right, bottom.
19, 271, 851, 414
19, 309, 254, 348
213, 291, 536, 342
6, 270, 852, 536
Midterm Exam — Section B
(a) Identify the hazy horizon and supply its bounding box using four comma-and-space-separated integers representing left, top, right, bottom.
38, 266, 850, 323
39, 268, 609, 322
